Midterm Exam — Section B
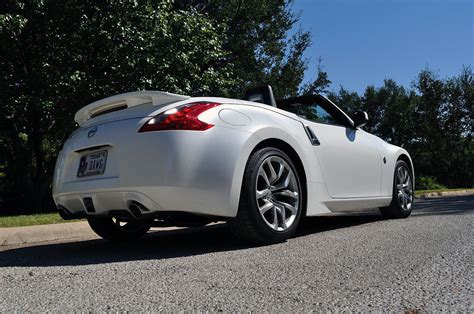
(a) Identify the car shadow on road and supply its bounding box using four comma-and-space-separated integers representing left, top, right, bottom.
0, 213, 384, 268
0, 195, 471, 268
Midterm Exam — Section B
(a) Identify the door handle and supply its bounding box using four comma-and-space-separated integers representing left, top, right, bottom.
304, 125, 320, 146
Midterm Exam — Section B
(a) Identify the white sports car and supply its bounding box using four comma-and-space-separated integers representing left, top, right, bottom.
53, 86, 414, 244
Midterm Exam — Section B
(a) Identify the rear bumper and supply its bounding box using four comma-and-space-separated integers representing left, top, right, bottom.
53, 119, 259, 218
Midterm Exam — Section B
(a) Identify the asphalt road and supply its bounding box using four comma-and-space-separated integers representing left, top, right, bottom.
0, 196, 472, 312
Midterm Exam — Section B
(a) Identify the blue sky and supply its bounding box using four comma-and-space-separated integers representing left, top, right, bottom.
292, 0, 473, 94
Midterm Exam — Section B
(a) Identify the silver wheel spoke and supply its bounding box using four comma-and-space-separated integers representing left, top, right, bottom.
283, 171, 293, 189
278, 205, 286, 223
266, 160, 278, 184
255, 155, 300, 231
272, 206, 279, 229
396, 166, 412, 211
273, 170, 293, 190
276, 162, 284, 183
278, 205, 288, 229
398, 192, 404, 203
258, 168, 270, 187
275, 200, 298, 215
256, 188, 270, 199
260, 201, 274, 215
273, 189, 298, 199
403, 173, 409, 185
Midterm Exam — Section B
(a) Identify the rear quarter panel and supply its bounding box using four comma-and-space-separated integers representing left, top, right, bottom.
200, 102, 325, 184
199, 102, 333, 215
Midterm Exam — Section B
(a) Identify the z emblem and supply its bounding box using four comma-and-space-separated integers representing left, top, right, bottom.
88, 127, 97, 138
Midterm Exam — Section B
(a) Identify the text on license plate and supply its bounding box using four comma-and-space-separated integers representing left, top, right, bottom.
77, 150, 108, 178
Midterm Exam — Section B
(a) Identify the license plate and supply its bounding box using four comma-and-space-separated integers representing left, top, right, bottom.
77, 150, 108, 178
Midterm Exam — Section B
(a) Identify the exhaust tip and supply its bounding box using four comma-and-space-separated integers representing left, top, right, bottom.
128, 204, 142, 218
128, 201, 150, 218
57, 205, 71, 219
57, 205, 87, 220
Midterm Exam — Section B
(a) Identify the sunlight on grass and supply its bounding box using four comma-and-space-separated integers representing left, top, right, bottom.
1, 188, 472, 227
0, 213, 81, 228
415, 188, 473, 196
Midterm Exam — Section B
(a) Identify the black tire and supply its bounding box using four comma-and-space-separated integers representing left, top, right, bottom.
227, 147, 304, 244
380, 160, 414, 219
87, 216, 152, 241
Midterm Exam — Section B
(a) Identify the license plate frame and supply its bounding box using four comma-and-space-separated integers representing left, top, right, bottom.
77, 150, 108, 178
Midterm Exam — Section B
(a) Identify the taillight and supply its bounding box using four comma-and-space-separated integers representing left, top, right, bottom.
138, 102, 221, 132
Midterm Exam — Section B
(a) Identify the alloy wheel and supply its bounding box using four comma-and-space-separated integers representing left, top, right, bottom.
396, 165, 413, 210
255, 156, 300, 231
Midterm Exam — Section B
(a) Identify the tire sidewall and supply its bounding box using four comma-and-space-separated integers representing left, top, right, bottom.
88, 217, 151, 241
242, 147, 304, 242
392, 160, 414, 216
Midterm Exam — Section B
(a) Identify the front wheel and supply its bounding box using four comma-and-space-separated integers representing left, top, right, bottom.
380, 160, 414, 218
87, 216, 152, 241
227, 147, 304, 244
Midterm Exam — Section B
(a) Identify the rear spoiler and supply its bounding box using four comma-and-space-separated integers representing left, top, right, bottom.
74, 91, 190, 126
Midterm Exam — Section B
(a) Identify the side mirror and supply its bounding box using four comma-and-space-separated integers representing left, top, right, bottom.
352, 111, 369, 128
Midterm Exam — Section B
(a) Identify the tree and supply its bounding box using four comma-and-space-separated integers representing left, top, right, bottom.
301, 58, 332, 95
327, 86, 362, 114
174, 0, 313, 99
327, 68, 472, 188
0, 0, 236, 213
414, 67, 473, 187
1, 0, 317, 213
375, 80, 417, 147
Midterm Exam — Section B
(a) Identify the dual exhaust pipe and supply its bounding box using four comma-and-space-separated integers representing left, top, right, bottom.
57, 200, 151, 220
128, 201, 150, 219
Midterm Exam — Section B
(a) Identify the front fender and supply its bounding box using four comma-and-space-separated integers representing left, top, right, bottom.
380, 143, 415, 196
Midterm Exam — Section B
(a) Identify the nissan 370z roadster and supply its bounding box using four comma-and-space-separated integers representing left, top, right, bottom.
53, 86, 414, 244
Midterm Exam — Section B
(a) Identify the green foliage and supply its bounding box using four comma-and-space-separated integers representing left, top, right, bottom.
174, 0, 312, 99
413, 68, 473, 188
0, 0, 237, 213
415, 176, 446, 191
0, 0, 472, 215
301, 58, 332, 95
329, 67, 473, 188
0, 0, 315, 214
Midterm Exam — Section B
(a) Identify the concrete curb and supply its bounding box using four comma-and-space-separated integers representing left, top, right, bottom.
1, 191, 472, 248
0, 221, 186, 248
415, 189, 474, 199
0, 221, 97, 247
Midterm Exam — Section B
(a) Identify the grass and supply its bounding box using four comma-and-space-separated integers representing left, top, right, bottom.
0, 187, 472, 227
414, 187, 473, 196
0, 213, 81, 228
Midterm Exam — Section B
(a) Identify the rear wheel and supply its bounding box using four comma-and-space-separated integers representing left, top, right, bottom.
380, 160, 414, 218
87, 216, 152, 241
228, 147, 304, 244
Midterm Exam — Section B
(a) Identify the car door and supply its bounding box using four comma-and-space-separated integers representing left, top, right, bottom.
288, 96, 382, 198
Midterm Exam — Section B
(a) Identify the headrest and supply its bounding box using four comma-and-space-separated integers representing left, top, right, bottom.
243, 85, 277, 107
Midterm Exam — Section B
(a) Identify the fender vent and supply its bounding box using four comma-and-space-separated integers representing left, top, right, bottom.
304, 125, 320, 145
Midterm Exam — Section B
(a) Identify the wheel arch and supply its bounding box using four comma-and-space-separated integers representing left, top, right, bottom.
244, 138, 308, 217
396, 153, 415, 190
222, 107, 323, 218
